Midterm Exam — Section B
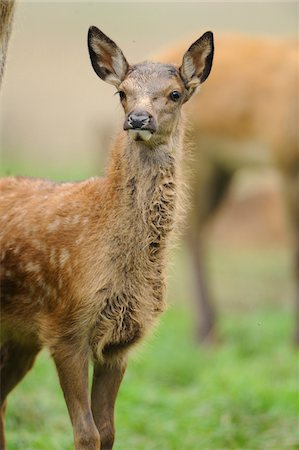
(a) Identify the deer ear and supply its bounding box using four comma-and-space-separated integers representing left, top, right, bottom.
180, 31, 214, 97
88, 26, 129, 87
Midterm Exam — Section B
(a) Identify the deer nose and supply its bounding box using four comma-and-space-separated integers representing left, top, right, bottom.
124, 111, 156, 133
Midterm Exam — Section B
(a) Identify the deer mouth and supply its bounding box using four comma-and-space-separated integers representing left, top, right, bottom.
128, 129, 154, 142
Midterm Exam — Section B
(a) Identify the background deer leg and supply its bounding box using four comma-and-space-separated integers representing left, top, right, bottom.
282, 170, 299, 346
294, 244, 299, 346
0, 340, 40, 450
189, 159, 234, 343
188, 230, 217, 343
51, 346, 100, 450
91, 359, 127, 450
291, 204, 299, 347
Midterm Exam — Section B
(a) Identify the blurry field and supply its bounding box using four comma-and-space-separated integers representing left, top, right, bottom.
5, 245, 299, 450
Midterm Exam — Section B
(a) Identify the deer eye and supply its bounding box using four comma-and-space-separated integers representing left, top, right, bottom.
118, 90, 126, 101
169, 91, 181, 102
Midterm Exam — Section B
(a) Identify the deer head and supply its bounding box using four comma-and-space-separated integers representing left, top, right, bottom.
88, 27, 214, 146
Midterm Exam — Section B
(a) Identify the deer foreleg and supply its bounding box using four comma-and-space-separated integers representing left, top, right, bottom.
51, 345, 100, 450
91, 359, 127, 450
0, 340, 40, 450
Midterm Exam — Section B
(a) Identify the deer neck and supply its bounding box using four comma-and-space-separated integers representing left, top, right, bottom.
107, 126, 184, 251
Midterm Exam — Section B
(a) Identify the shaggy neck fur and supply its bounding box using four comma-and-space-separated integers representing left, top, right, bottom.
89, 122, 186, 360
108, 122, 184, 250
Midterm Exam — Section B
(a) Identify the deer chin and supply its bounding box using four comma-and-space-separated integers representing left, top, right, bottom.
128, 129, 153, 142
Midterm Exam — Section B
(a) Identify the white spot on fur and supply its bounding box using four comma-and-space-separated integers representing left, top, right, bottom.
47, 218, 61, 232
26, 262, 40, 273
50, 248, 57, 266
59, 249, 70, 267
72, 215, 80, 225
32, 239, 46, 252
64, 215, 81, 226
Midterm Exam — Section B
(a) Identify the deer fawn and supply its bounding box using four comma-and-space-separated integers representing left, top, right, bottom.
157, 33, 299, 344
0, 27, 214, 449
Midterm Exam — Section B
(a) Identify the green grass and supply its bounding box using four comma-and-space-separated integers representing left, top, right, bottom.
0, 160, 99, 182
5, 247, 299, 450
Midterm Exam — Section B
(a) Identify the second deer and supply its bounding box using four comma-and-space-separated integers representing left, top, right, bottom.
0, 27, 214, 450
157, 33, 299, 344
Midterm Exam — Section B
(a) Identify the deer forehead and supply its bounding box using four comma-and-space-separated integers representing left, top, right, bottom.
121, 62, 184, 98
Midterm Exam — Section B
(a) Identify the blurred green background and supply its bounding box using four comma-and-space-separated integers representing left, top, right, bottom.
1, 2, 298, 449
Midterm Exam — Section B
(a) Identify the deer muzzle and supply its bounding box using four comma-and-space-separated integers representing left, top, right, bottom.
124, 110, 157, 141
